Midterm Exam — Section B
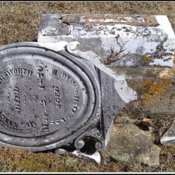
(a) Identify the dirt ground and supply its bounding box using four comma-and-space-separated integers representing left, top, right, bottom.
0, 1, 175, 172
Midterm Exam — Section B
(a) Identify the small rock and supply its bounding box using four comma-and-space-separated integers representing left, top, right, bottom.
105, 123, 160, 166
55, 148, 67, 155
55, 148, 101, 164
161, 120, 175, 144
71, 150, 101, 165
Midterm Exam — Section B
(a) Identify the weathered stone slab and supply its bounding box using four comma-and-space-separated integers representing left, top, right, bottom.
38, 14, 175, 68
105, 123, 161, 166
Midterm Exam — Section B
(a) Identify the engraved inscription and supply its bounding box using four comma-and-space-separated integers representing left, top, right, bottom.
53, 86, 62, 110
42, 109, 49, 133
0, 112, 18, 129
40, 96, 49, 133
61, 73, 76, 86
23, 93, 38, 103
0, 45, 98, 150
72, 87, 79, 114
37, 65, 45, 89
13, 87, 21, 113
52, 69, 59, 76
60, 72, 80, 115
0, 68, 33, 84
0, 59, 87, 138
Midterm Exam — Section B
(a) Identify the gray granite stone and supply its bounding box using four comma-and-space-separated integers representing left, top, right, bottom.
105, 123, 161, 166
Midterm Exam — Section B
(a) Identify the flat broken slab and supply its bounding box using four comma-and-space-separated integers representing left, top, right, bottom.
105, 123, 161, 166
38, 14, 175, 67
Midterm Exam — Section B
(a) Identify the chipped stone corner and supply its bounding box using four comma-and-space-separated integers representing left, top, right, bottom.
55, 148, 101, 165
160, 120, 175, 145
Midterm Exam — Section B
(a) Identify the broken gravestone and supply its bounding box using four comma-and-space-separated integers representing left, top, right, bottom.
0, 42, 136, 153
0, 14, 175, 160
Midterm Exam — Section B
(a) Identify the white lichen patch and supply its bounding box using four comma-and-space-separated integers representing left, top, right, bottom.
149, 58, 173, 67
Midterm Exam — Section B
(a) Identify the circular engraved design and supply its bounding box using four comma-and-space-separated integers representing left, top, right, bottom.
0, 43, 101, 151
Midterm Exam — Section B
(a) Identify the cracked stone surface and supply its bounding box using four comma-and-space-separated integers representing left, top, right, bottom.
105, 123, 161, 166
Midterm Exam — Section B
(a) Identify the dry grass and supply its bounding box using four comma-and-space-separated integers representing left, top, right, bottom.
0, 1, 175, 45
0, 147, 129, 172
0, 146, 174, 172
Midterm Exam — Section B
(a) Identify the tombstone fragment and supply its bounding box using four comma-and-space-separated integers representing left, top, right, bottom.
0, 42, 136, 152
161, 120, 175, 145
